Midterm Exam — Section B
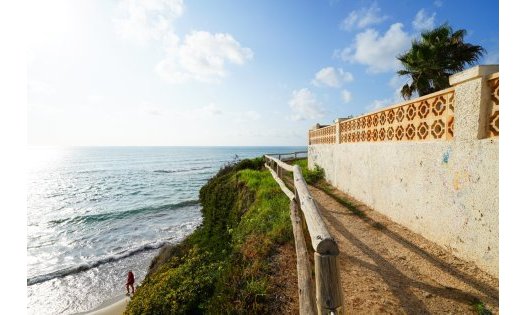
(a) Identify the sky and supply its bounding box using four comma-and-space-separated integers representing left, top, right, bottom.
27, 0, 499, 146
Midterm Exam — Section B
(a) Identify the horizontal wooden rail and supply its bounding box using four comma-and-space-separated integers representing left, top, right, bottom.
264, 155, 294, 172
264, 164, 295, 200
264, 155, 344, 314
292, 165, 338, 256
266, 150, 307, 156
265, 151, 308, 161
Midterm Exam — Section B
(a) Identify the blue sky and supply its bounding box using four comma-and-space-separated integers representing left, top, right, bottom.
28, 0, 499, 146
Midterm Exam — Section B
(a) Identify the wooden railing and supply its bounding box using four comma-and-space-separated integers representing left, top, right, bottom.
266, 150, 308, 161
264, 154, 344, 315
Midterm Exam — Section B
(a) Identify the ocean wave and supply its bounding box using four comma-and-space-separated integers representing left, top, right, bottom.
153, 166, 212, 173
49, 200, 200, 225
27, 240, 171, 286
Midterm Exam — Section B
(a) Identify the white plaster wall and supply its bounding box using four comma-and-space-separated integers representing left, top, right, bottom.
309, 139, 498, 277
308, 66, 499, 277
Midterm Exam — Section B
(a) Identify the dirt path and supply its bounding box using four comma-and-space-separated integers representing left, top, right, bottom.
308, 182, 499, 315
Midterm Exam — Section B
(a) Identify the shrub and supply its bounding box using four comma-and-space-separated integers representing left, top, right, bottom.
303, 164, 325, 184
125, 157, 291, 314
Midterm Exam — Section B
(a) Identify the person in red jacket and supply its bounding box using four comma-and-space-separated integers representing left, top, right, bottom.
126, 270, 135, 295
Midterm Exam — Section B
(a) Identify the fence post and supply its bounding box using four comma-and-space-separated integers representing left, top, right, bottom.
314, 253, 344, 314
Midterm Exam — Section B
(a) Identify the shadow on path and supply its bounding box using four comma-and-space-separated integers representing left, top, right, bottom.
323, 206, 494, 314
313, 185, 499, 305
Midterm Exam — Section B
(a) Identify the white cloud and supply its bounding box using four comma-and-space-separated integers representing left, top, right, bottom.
368, 98, 392, 111
141, 102, 164, 116
115, 0, 253, 83
388, 74, 407, 90
146, 108, 162, 116
156, 31, 253, 83
368, 77, 406, 110
88, 93, 104, 104
28, 80, 56, 96
433, 0, 443, 8
341, 89, 352, 103
288, 88, 325, 121
200, 103, 223, 115
144, 106, 163, 116
312, 67, 353, 88
368, 90, 404, 111
337, 23, 411, 73
412, 9, 436, 31
340, 3, 387, 31
114, 0, 184, 44
243, 110, 261, 121
232, 110, 262, 123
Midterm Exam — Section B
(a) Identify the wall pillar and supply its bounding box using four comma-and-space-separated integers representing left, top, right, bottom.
449, 65, 499, 140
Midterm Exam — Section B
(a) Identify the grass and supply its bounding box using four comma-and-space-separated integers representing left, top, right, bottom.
290, 159, 324, 185
125, 157, 293, 314
472, 299, 492, 315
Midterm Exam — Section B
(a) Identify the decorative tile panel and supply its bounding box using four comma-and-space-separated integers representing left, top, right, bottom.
338, 89, 455, 143
309, 125, 336, 144
487, 74, 499, 137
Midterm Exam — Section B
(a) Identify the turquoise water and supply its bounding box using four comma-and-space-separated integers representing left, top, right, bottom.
27, 146, 306, 314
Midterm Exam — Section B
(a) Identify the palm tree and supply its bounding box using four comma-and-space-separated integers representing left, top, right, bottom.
397, 23, 485, 100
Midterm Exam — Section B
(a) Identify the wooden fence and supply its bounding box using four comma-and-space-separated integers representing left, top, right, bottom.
264, 152, 344, 315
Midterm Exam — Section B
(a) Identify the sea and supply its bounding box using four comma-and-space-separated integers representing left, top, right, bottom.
27, 146, 306, 315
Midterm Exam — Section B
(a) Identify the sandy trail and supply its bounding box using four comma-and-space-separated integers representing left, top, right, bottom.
308, 182, 498, 314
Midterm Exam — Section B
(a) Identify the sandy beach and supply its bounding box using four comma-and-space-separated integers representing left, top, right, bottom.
76, 295, 130, 315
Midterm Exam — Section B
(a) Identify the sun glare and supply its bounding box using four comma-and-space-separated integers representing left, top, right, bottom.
28, 147, 66, 170
27, 0, 78, 49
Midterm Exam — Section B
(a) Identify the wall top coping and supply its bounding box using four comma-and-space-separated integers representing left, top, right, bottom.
310, 86, 455, 129
311, 65, 498, 130
310, 123, 332, 130
449, 65, 499, 86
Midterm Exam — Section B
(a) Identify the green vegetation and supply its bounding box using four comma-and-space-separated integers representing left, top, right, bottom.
472, 299, 492, 315
397, 23, 485, 99
125, 157, 293, 314
291, 159, 325, 185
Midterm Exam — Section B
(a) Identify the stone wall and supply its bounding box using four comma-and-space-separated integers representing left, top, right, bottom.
308, 66, 499, 277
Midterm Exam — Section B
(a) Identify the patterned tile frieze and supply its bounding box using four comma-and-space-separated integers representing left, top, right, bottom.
338, 89, 455, 143
309, 125, 336, 144
487, 74, 499, 138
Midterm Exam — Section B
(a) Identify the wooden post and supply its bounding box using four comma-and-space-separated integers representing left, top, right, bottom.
290, 201, 316, 315
264, 153, 344, 315
314, 253, 344, 314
